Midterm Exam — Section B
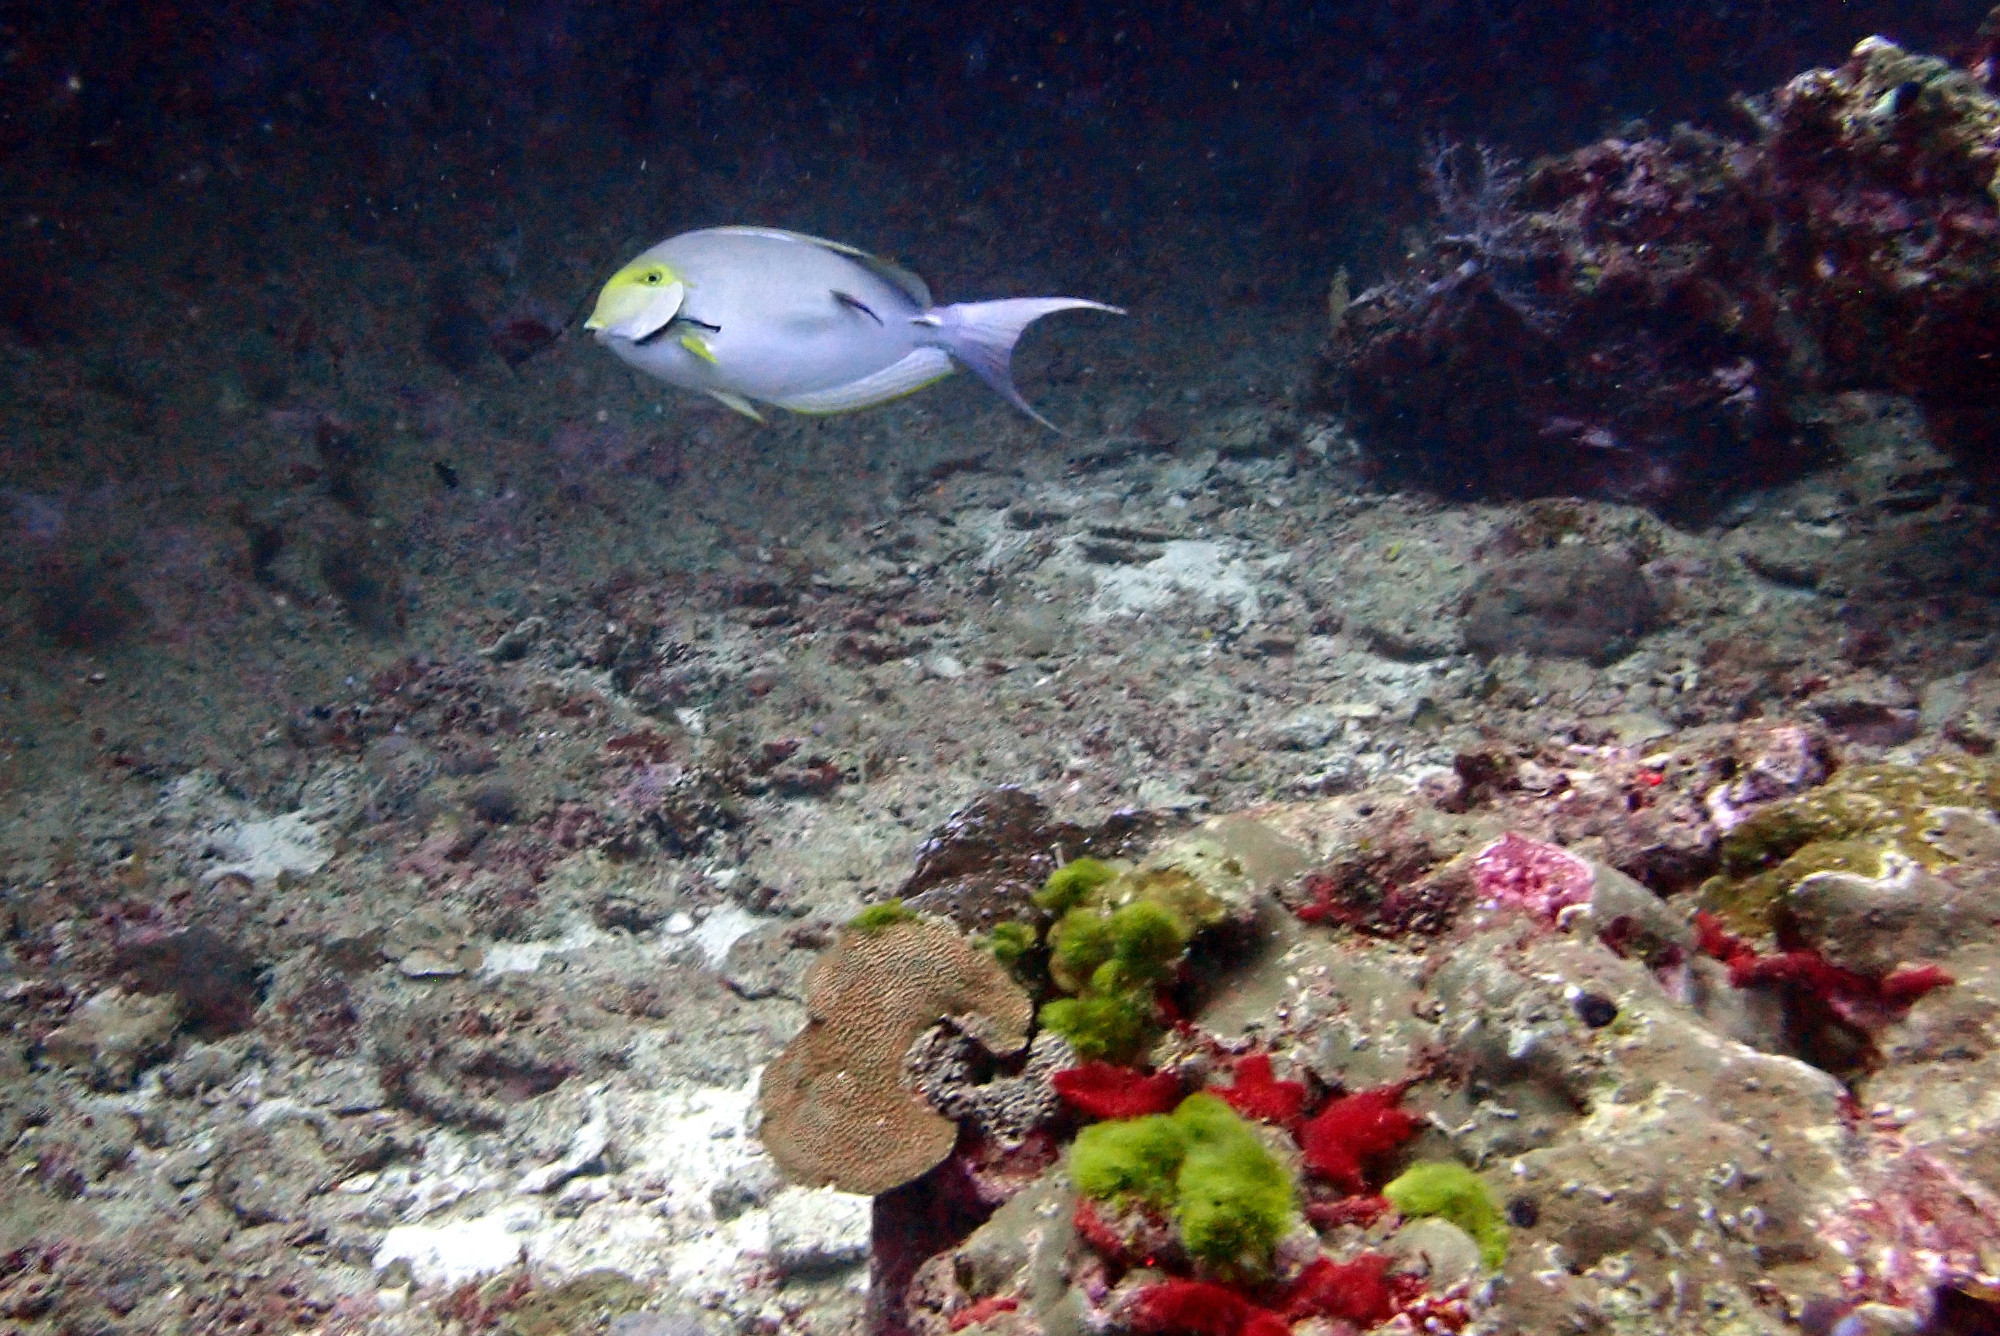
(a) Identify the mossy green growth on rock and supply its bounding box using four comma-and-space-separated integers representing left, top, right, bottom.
1698, 754, 2000, 934
1070, 1111, 1188, 1208
1383, 1161, 1508, 1270
1043, 824, 1293, 948
1172, 1095, 1296, 1274
1051, 901, 1189, 992
1036, 831, 1298, 1062
1039, 989, 1156, 1062
1070, 1092, 1297, 1277
985, 921, 1039, 968
1041, 899, 1190, 1061
847, 899, 919, 933
1051, 906, 1120, 986
1034, 856, 1119, 913
1108, 900, 1189, 976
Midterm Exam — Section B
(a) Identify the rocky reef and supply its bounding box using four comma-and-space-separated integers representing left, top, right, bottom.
1313, 28, 2000, 513
763, 733, 2000, 1336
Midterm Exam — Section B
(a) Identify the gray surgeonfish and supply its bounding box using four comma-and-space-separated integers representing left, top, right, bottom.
584, 226, 1122, 429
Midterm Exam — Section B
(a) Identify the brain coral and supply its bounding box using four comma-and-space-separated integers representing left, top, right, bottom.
758, 917, 1033, 1195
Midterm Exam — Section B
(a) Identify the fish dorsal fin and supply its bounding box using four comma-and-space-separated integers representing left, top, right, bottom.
710, 226, 933, 308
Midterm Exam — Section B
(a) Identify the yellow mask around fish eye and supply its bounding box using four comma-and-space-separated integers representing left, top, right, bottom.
584, 261, 686, 342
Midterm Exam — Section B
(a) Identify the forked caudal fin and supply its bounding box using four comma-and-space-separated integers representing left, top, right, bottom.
915, 298, 1124, 431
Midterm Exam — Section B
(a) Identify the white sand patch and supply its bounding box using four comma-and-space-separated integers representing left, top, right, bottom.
1084, 539, 1284, 626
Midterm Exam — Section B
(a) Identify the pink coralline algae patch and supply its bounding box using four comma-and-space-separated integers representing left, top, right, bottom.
1471, 832, 1595, 923
1821, 1138, 2000, 1317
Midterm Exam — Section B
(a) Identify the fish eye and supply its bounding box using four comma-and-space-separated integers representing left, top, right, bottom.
642, 271, 662, 285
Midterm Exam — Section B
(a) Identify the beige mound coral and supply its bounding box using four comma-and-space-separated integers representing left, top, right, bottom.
758, 918, 1033, 1195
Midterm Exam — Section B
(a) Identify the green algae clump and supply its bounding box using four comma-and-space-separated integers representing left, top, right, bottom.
1051, 906, 1121, 986
1109, 900, 1189, 976
1071, 1112, 1187, 1207
1699, 754, 2000, 935
1036, 833, 1297, 1062
1051, 901, 1188, 991
985, 920, 1039, 968
1041, 900, 1191, 1061
1384, 1160, 1508, 1270
847, 899, 920, 933
1034, 856, 1119, 913
1039, 989, 1156, 1062
1173, 1095, 1297, 1273
1070, 1092, 1298, 1276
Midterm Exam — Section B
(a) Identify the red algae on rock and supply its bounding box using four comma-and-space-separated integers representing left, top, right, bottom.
1695, 909, 1954, 1026
1212, 1054, 1309, 1127
1280, 1253, 1400, 1328
1127, 1280, 1282, 1336
1051, 1061, 1184, 1121
1295, 1084, 1420, 1195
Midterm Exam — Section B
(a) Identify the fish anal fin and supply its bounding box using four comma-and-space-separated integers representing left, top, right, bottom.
771, 348, 955, 415
707, 390, 767, 422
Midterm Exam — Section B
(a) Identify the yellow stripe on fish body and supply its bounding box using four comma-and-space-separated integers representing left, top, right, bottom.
585, 226, 1122, 430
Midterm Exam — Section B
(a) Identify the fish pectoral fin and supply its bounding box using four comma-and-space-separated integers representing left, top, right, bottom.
706, 390, 767, 422
679, 331, 720, 364
832, 290, 884, 325
620, 280, 686, 342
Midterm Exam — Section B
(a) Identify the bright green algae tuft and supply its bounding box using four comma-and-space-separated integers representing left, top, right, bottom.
985, 920, 1039, 967
1070, 1092, 1297, 1276
1034, 856, 1119, 913
1035, 860, 1197, 1062
847, 899, 920, 933
1039, 990, 1156, 1062
1384, 1160, 1508, 1269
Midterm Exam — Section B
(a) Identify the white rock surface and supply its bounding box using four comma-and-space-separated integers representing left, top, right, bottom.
368, 1076, 836, 1316
766, 1186, 872, 1276
198, 810, 330, 887
1083, 538, 1280, 625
